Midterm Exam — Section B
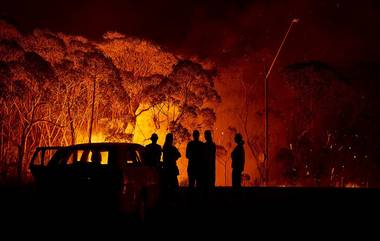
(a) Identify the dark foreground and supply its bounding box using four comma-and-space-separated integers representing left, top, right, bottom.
1, 185, 379, 237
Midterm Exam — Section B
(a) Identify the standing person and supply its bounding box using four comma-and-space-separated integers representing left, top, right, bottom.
231, 133, 245, 189
144, 133, 162, 167
203, 130, 216, 188
186, 130, 203, 189
162, 133, 181, 191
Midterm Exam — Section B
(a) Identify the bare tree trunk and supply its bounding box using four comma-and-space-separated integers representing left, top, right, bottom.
0, 123, 4, 179
239, 77, 266, 184
17, 127, 27, 182
17, 124, 34, 182
67, 105, 76, 145
89, 78, 96, 143
5, 118, 11, 178
129, 115, 138, 142
224, 160, 227, 186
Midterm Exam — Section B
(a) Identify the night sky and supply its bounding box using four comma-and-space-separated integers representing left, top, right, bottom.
1, 0, 379, 68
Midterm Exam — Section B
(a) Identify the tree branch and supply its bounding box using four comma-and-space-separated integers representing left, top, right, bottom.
135, 106, 152, 117
31, 119, 66, 128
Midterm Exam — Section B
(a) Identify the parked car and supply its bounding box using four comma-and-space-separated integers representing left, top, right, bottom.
29, 143, 161, 218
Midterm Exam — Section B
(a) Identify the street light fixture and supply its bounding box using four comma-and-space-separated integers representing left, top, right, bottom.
264, 18, 299, 185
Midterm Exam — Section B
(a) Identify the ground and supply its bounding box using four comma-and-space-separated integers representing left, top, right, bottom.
0, 184, 379, 237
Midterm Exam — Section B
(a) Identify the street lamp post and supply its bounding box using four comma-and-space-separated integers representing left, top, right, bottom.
264, 18, 299, 185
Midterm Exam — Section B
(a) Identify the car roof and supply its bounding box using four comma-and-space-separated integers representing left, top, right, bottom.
36, 142, 145, 151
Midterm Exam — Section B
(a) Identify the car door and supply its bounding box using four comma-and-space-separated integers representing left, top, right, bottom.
30, 148, 60, 185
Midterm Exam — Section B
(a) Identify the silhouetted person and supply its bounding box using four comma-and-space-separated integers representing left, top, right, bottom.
144, 133, 162, 167
162, 133, 181, 192
186, 130, 203, 189
203, 130, 216, 188
231, 133, 245, 189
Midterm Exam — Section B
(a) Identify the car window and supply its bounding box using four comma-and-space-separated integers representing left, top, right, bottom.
32, 149, 59, 166
48, 149, 71, 166
66, 151, 76, 165
100, 151, 109, 165
79, 150, 90, 162
36, 148, 110, 166
76, 149, 109, 165
119, 149, 142, 166
76, 150, 84, 162
135, 150, 143, 163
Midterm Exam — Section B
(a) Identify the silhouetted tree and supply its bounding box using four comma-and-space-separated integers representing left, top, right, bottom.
283, 61, 359, 185
157, 60, 220, 143
0, 23, 221, 182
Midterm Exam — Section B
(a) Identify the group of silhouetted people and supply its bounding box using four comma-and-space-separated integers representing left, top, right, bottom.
143, 130, 246, 194
186, 130, 216, 190
143, 133, 181, 196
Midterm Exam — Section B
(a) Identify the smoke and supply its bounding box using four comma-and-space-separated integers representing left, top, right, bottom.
1, 0, 380, 185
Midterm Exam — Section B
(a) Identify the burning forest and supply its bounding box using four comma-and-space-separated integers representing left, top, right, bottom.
0, 21, 221, 184
0, 0, 380, 188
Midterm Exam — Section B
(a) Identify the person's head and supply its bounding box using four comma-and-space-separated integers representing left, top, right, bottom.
204, 130, 213, 142
164, 133, 173, 146
150, 133, 158, 143
234, 133, 244, 145
193, 130, 200, 141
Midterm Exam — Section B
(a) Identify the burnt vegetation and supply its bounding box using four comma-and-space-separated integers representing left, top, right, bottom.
0, 20, 220, 181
